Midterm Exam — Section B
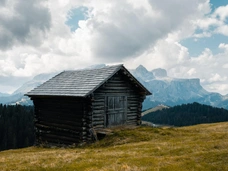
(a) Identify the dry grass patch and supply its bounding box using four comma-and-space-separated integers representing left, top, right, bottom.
0, 122, 228, 171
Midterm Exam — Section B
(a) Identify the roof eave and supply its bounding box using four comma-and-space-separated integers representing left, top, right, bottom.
25, 94, 87, 98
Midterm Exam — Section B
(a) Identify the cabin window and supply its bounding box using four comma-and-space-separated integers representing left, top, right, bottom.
108, 96, 124, 110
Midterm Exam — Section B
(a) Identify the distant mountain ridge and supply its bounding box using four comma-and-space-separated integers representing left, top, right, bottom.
0, 64, 228, 109
142, 102, 228, 126
0, 92, 10, 97
131, 65, 228, 109
0, 72, 57, 105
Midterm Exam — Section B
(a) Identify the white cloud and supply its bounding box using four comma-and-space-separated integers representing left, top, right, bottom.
0, 0, 228, 96
77, 0, 209, 61
213, 5, 228, 22
208, 73, 227, 83
215, 25, 228, 36
223, 63, 228, 69
219, 43, 228, 51
0, 0, 51, 50
193, 4, 228, 38
204, 83, 228, 95
187, 68, 197, 76
195, 17, 221, 30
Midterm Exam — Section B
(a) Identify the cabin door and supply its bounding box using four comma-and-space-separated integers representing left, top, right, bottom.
106, 96, 126, 127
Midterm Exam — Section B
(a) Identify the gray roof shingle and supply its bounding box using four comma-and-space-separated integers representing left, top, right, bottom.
26, 64, 151, 97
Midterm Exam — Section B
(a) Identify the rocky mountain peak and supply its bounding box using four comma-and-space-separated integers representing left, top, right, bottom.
134, 65, 155, 81
151, 68, 167, 78
1, 64, 227, 110
135, 64, 147, 71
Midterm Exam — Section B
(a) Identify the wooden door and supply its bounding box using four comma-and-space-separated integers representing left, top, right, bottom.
106, 96, 126, 127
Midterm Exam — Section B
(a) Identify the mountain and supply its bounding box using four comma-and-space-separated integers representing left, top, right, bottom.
0, 64, 108, 105
1, 64, 228, 109
0, 72, 57, 105
0, 92, 10, 97
130, 65, 228, 110
0, 93, 24, 105
131, 65, 155, 82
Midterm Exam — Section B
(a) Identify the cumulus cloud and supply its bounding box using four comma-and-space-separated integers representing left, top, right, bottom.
187, 68, 197, 76
213, 5, 228, 21
208, 73, 227, 82
219, 43, 228, 51
0, 0, 228, 95
81, 0, 208, 61
0, 0, 51, 50
194, 4, 228, 38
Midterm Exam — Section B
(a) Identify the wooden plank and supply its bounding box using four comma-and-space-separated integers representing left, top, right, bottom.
93, 121, 104, 126
37, 128, 84, 139
36, 122, 87, 131
40, 133, 83, 144
37, 117, 86, 127
38, 112, 86, 121
127, 116, 138, 120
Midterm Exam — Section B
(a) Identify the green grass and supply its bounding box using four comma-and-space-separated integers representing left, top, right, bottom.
0, 122, 228, 171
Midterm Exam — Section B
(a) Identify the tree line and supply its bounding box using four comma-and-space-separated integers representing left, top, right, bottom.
142, 102, 228, 126
0, 104, 35, 151
1, 102, 228, 151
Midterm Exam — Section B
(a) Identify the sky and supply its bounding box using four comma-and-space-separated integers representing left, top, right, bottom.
0, 0, 228, 95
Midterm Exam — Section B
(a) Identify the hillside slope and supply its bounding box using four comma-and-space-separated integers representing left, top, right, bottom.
141, 104, 169, 116
142, 102, 228, 126
0, 122, 227, 171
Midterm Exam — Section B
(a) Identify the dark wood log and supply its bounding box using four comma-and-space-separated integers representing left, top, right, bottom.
127, 113, 139, 117
92, 115, 104, 120
93, 121, 104, 126
37, 118, 86, 127
93, 98, 105, 101
127, 116, 138, 120
36, 122, 87, 131
93, 110, 105, 114
38, 114, 86, 123
92, 102, 105, 106
40, 133, 83, 144
38, 110, 86, 119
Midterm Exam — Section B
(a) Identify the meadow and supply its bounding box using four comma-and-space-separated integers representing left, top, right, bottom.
0, 122, 227, 171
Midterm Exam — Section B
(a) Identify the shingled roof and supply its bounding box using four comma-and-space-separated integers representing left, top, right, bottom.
26, 64, 151, 97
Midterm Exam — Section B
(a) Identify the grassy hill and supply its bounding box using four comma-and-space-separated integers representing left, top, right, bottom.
141, 104, 169, 116
142, 102, 228, 126
0, 122, 228, 171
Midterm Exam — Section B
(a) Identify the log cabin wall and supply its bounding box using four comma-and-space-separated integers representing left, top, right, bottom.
26, 65, 151, 145
32, 97, 93, 145
92, 71, 145, 129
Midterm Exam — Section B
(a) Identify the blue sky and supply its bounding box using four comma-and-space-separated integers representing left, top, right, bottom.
65, 6, 88, 32
181, 0, 228, 57
210, 0, 227, 9
181, 32, 228, 56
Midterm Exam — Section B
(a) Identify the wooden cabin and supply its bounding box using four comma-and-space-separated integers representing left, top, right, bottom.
26, 64, 151, 145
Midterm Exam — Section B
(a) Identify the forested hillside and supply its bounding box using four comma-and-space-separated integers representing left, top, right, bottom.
142, 102, 228, 126
0, 104, 34, 151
